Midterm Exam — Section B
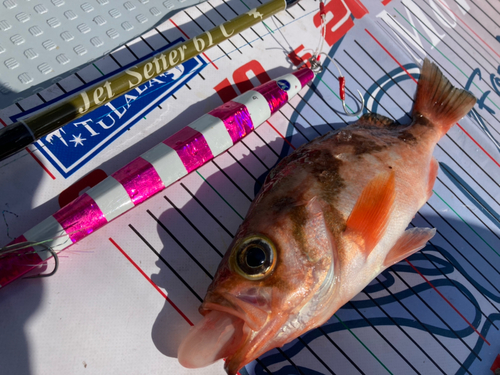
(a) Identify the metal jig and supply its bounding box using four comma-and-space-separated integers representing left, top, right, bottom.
0, 240, 59, 279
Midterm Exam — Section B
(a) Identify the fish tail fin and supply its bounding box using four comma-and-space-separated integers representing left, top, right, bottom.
413, 59, 476, 138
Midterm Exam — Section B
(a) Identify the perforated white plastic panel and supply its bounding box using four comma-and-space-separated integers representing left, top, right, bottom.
0, 0, 204, 106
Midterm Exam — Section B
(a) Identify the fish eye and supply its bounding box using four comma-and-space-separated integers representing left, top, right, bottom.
232, 236, 276, 280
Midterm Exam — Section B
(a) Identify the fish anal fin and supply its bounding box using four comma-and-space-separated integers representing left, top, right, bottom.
345, 171, 396, 257
427, 157, 439, 200
383, 227, 436, 268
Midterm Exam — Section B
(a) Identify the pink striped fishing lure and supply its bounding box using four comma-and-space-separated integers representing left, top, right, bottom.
0, 68, 314, 288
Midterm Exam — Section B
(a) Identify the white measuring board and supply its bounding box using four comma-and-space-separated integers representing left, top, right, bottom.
0, 0, 499, 374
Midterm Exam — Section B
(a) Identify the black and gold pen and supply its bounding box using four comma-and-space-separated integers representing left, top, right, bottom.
0, 0, 300, 162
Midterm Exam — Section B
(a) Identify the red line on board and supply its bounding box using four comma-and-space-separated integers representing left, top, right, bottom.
456, 123, 500, 168
170, 19, 190, 39
436, 0, 500, 61
381, 0, 392, 5
405, 259, 490, 345
365, 29, 418, 84
110, 238, 243, 375
25, 148, 56, 180
365, 28, 500, 168
169, 20, 219, 70
109, 237, 194, 326
0, 117, 56, 180
266, 120, 296, 150
202, 53, 218, 70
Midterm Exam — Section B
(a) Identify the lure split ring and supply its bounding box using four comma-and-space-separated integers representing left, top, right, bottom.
308, 55, 323, 74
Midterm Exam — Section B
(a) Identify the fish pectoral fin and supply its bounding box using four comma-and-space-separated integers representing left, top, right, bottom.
344, 171, 396, 257
383, 227, 436, 267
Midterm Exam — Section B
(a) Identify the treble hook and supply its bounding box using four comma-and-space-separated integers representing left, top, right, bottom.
331, 60, 364, 117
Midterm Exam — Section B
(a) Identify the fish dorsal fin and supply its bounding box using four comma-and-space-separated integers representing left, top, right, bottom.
383, 227, 436, 267
345, 171, 396, 257
354, 113, 395, 129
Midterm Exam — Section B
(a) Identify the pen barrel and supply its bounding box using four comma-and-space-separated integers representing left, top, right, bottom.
0, 68, 314, 289
0, 122, 35, 160
18, 0, 287, 145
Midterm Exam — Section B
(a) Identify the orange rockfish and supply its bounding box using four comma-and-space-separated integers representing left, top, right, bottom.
177, 59, 477, 374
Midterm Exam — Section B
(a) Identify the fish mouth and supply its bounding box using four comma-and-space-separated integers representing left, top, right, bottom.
177, 292, 270, 371
204, 292, 270, 331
